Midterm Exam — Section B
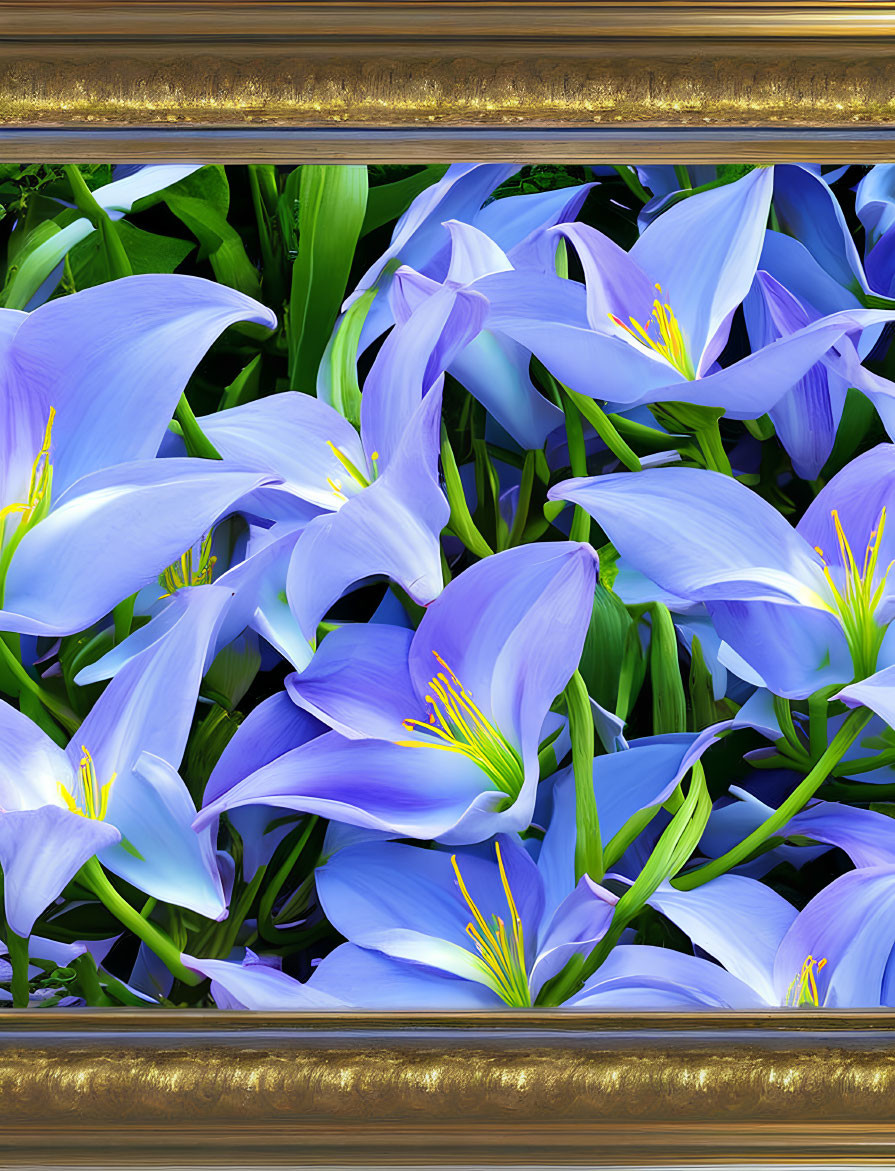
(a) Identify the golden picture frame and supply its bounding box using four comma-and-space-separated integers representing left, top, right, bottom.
3, 2, 895, 1165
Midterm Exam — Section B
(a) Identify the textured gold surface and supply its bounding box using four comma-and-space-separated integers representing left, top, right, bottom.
3, 1013, 895, 1163
2, 2, 895, 160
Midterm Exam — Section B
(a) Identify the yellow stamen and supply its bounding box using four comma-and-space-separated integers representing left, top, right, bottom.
786, 955, 827, 1007
159, 530, 217, 598
608, 284, 695, 380
325, 440, 370, 490
395, 651, 524, 798
451, 842, 530, 1007
814, 508, 894, 676
57, 746, 117, 822
0, 407, 56, 544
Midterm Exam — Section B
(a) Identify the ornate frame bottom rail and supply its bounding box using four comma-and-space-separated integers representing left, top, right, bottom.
2, 1012, 895, 1164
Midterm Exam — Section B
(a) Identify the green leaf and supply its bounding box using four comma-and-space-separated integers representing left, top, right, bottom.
69, 220, 193, 288
578, 581, 632, 712
328, 288, 375, 427
649, 602, 687, 735
288, 165, 368, 392
155, 167, 262, 299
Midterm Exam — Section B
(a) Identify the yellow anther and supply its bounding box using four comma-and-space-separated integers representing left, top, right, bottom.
786, 955, 827, 1007
325, 440, 370, 490
0, 407, 56, 544
815, 507, 894, 676
608, 286, 695, 380
58, 746, 116, 822
395, 651, 524, 798
451, 841, 530, 1007
160, 530, 217, 598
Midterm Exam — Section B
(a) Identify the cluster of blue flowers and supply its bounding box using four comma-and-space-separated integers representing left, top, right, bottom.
5, 161, 895, 1010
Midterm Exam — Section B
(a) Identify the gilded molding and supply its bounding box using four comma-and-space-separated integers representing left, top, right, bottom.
2, 2, 895, 159
3, 1013, 895, 1162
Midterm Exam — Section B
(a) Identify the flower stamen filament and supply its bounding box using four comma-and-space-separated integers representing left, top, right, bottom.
609, 285, 695, 380
786, 954, 827, 1007
395, 651, 525, 798
814, 508, 894, 676
160, 530, 217, 597
451, 842, 531, 1007
58, 746, 117, 822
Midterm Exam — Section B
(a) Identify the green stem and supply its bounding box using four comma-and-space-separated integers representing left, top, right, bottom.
113, 593, 136, 646
0, 636, 79, 734
174, 395, 222, 460
78, 857, 201, 986
564, 670, 602, 882
673, 706, 873, 890
507, 451, 536, 548
439, 424, 494, 558
694, 422, 733, 476
7, 931, 30, 1008
258, 817, 318, 943
561, 391, 591, 544
808, 687, 839, 761
612, 165, 651, 203
564, 387, 642, 473
63, 165, 132, 280
72, 953, 115, 1007
208, 864, 267, 959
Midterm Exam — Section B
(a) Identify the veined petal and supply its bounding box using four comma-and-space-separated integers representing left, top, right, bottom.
443, 219, 513, 285
182, 951, 343, 1009
797, 444, 895, 585
0, 697, 73, 810
648, 875, 797, 1005
855, 164, 895, 248
448, 329, 564, 450
285, 624, 417, 741
0, 806, 120, 938
529, 875, 616, 997
478, 181, 595, 261
552, 222, 657, 334
409, 542, 598, 764
548, 469, 826, 607
9, 275, 276, 496
789, 800, 895, 869
837, 663, 895, 726
73, 584, 231, 787
309, 943, 499, 1008
193, 730, 496, 843
0, 460, 276, 636
773, 867, 895, 1007
359, 284, 488, 469
706, 598, 853, 698
629, 167, 774, 368
287, 383, 448, 639
772, 163, 867, 296
568, 944, 769, 1009
98, 751, 226, 921
316, 837, 543, 972
197, 392, 368, 513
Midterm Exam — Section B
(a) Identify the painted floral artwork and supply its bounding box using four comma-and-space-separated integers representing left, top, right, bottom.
3, 161, 895, 1009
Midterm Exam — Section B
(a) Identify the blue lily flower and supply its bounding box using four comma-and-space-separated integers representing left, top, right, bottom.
193, 542, 598, 844
183, 948, 344, 1009
0, 585, 231, 939
341, 163, 592, 354
472, 168, 895, 421
0, 274, 279, 636
575, 862, 895, 1008
193, 355, 455, 642
549, 444, 895, 697
307, 834, 617, 1008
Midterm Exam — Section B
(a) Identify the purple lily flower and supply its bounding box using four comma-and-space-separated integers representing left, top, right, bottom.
472, 168, 895, 420
549, 444, 895, 697
307, 834, 617, 1008
193, 541, 598, 844
0, 586, 231, 939
0, 274, 279, 636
